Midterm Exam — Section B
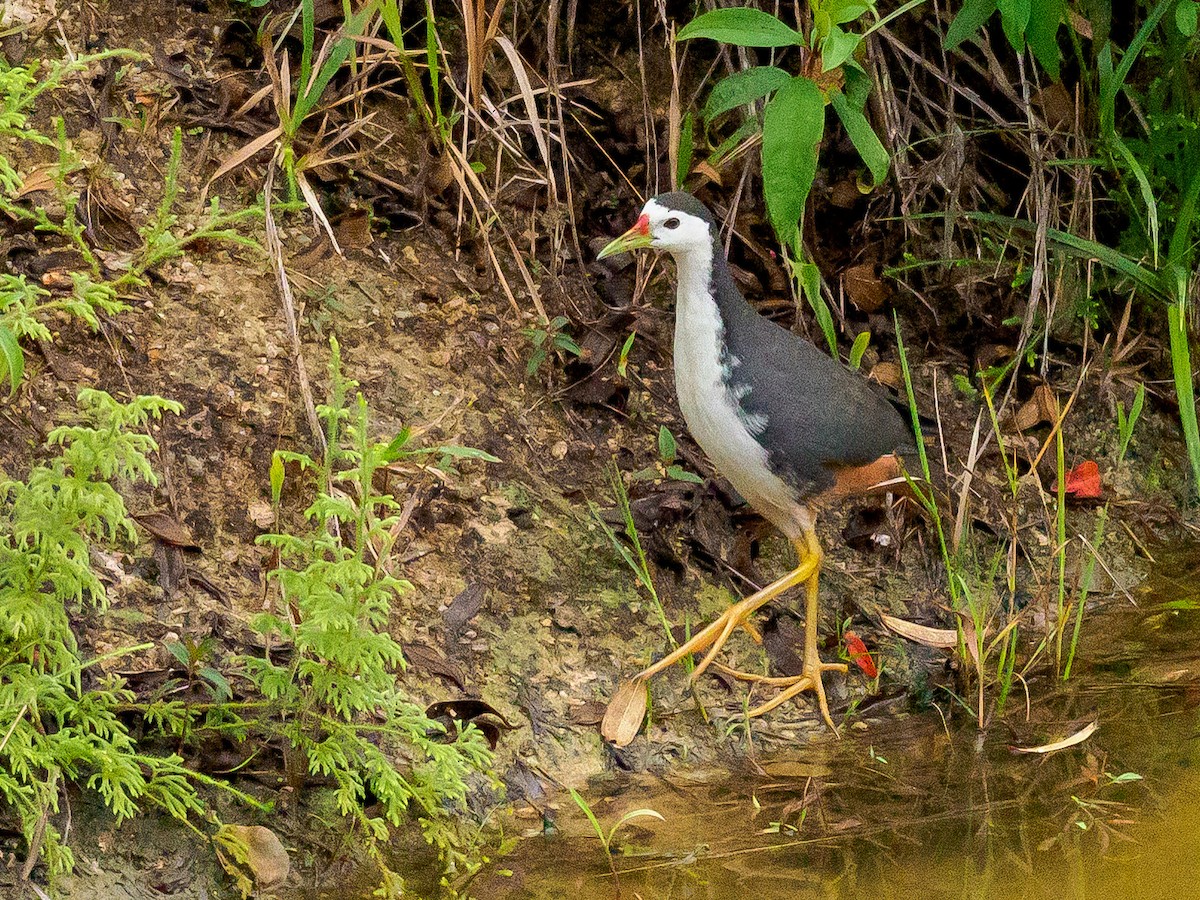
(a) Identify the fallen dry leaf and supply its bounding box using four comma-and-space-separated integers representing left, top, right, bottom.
1011, 720, 1098, 755
225, 824, 289, 887
1014, 384, 1058, 431
133, 511, 199, 549
880, 614, 958, 648
601, 678, 648, 746
401, 642, 466, 690
868, 361, 902, 390
843, 263, 888, 313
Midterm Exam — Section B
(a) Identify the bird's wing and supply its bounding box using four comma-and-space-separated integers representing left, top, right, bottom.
726, 310, 917, 496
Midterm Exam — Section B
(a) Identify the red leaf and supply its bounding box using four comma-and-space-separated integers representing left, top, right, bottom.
1065, 460, 1103, 498
843, 631, 878, 678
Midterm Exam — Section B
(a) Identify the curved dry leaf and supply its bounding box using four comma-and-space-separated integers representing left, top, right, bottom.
600, 678, 648, 747
1011, 720, 1098, 755
133, 511, 199, 549
1014, 384, 1059, 431
881, 614, 957, 648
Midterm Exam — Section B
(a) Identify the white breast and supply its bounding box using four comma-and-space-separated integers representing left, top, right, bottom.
672, 249, 802, 536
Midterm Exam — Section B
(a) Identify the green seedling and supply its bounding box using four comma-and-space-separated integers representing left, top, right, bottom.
0, 390, 204, 879
617, 331, 636, 377
246, 337, 494, 888
589, 463, 675, 648
631, 426, 704, 485
1116, 383, 1145, 467
569, 788, 663, 897
848, 330, 871, 370
522, 314, 583, 376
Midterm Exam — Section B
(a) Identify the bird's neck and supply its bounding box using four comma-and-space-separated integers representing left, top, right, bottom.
672, 238, 753, 339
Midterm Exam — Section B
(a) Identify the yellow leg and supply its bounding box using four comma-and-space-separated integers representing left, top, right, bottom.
746, 525, 846, 733
634, 522, 846, 733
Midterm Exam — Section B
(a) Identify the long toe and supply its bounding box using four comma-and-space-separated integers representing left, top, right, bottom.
748, 660, 849, 733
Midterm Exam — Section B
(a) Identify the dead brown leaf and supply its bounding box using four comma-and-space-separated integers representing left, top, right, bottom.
600, 678, 647, 746
402, 642, 466, 690
880, 614, 957, 648
868, 361, 902, 390
133, 511, 199, 549
843, 263, 888, 313
1014, 384, 1058, 431
225, 824, 290, 887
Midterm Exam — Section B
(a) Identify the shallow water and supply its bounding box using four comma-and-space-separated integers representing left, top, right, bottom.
470, 552, 1200, 900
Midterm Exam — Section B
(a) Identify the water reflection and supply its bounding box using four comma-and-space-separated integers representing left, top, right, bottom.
476, 584, 1200, 900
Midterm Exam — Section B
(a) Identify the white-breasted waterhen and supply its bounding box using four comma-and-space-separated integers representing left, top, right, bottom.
597, 192, 916, 742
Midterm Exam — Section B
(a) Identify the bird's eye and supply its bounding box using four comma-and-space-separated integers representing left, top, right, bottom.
664, 217, 680, 229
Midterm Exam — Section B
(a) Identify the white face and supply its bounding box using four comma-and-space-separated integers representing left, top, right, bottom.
642, 198, 712, 255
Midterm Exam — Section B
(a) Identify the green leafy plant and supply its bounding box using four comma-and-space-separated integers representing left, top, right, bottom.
1, 56, 260, 395
0, 390, 208, 880
678, 1, 919, 354
944, 0, 1067, 78
380, 0, 457, 146
955, 1, 1200, 497
207, 0, 376, 214
244, 337, 493, 890
522, 314, 583, 376
631, 426, 704, 485
1116, 383, 1145, 467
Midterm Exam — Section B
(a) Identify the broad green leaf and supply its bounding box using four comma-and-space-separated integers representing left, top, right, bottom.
830, 1, 872, 25
945, 0, 998, 48
200, 666, 233, 702
666, 465, 704, 484
703, 66, 792, 122
678, 8, 804, 47
1178, 0, 1199, 36
1026, 0, 1064, 78
813, 8, 833, 42
830, 90, 890, 187
821, 25, 860, 71
165, 640, 192, 669
0, 323, 23, 396
762, 75, 825, 249
997, 0, 1032, 51
657, 425, 677, 463
843, 64, 873, 106
381, 426, 413, 462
